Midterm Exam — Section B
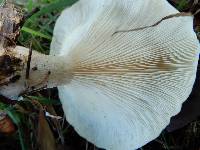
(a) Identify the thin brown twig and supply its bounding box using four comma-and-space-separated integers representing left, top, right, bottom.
19, 85, 48, 97
193, 9, 200, 16
26, 42, 33, 79
112, 12, 192, 35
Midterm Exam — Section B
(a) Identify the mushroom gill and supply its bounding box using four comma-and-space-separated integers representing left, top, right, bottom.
0, 0, 199, 150
51, 0, 200, 149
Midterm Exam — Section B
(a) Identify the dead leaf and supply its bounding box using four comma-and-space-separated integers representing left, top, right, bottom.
38, 108, 56, 150
46, 106, 65, 145
0, 112, 16, 134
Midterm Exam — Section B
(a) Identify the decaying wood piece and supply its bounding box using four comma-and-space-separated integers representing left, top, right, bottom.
0, 0, 23, 49
0, 1, 24, 87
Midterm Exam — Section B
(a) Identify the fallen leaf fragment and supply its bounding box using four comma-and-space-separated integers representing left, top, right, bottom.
0, 111, 16, 134
38, 108, 56, 150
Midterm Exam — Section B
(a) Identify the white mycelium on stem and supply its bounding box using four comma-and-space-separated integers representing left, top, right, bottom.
0, 0, 200, 149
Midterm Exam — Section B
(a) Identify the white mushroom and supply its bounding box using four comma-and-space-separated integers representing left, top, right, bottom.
0, 0, 199, 149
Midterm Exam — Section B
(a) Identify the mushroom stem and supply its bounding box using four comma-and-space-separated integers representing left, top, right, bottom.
0, 46, 73, 98
21, 46, 72, 88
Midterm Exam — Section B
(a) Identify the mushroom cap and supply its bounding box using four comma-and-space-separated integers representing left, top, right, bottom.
50, 0, 200, 149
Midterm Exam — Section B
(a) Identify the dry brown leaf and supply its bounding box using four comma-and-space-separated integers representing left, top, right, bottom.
46, 106, 65, 144
38, 108, 56, 150
0, 112, 16, 134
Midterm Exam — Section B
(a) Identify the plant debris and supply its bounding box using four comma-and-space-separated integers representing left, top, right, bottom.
0, 1, 24, 86
113, 12, 192, 35
0, 0, 23, 49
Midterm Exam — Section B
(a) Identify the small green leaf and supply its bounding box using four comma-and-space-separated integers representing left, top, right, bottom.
6, 109, 28, 150
24, 0, 78, 26
177, 0, 188, 10
22, 26, 52, 40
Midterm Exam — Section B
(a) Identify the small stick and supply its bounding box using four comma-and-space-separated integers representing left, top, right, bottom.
112, 12, 192, 35
19, 85, 48, 97
193, 9, 200, 16
26, 42, 33, 79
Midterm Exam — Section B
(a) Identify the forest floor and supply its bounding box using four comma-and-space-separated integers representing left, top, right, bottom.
0, 0, 200, 150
